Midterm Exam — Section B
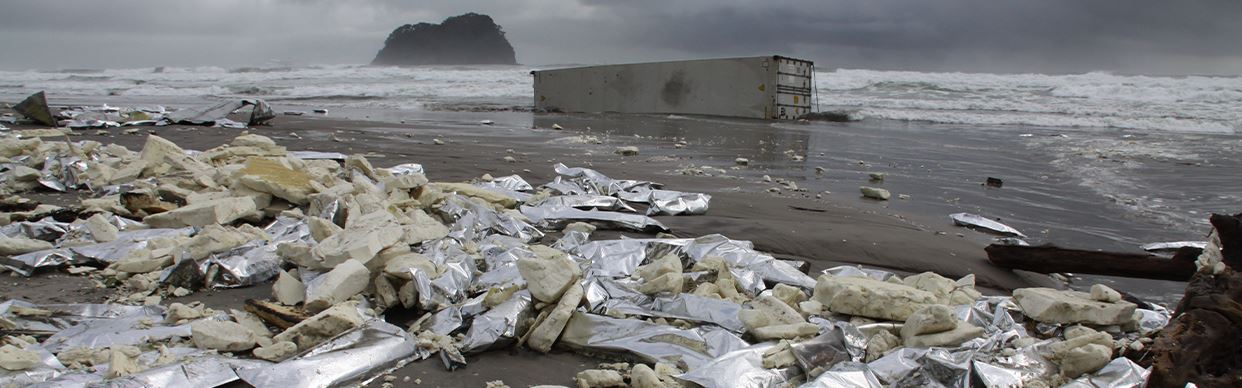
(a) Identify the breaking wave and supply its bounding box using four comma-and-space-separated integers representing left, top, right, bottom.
1, 64, 1238, 134
816, 69, 1242, 134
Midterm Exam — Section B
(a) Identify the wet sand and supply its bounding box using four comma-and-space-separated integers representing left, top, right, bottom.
0, 113, 1082, 386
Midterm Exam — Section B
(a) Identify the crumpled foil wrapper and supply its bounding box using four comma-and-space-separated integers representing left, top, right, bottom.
527, 194, 638, 213
3, 228, 193, 276
801, 361, 883, 388
288, 151, 347, 160
560, 311, 748, 371
683, 234, 817, 290
552, 163, 661, 197
889, 348, 974, 388
484, 174, 533, 192
574, 238, 691, 278
793, 323, 864, 373
0, 218, 71, 241
521, 205, 669, 233
589, 279, 745, 332
206, 216, 311, 288
1061, 357, 1149, 388
676, 343, 799, 388
460, 290, 535, 353
442, 195, 543, 243
386, 162, 425, 176
643, 189, 711, 216
237, 319, 416, 388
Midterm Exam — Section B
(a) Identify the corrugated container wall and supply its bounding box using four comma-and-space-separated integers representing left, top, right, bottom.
532, 56, 814, 120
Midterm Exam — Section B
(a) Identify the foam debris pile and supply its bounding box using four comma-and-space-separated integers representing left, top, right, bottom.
0, 129, 1201, 388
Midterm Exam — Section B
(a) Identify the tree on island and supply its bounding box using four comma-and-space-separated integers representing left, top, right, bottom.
372, 13, 517, 66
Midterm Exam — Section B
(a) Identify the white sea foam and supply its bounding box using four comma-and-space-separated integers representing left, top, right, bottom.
815, 69, 1242, 134
2, 65, 1238, 133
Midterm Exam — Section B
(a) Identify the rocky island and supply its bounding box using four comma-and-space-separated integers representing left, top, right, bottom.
371, 13, 517, 66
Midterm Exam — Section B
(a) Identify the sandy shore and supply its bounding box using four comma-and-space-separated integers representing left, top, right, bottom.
2, 113, 1063, 386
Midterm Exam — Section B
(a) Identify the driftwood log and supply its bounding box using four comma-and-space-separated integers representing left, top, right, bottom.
984, 244, 1200, 281
1143, 213, 1242, 388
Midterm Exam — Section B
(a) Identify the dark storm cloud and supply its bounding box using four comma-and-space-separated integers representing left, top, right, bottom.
0, 0, 1238, 75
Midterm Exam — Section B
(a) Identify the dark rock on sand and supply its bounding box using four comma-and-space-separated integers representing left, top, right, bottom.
1145, 213, 1242, 388
372, 13, 517, 66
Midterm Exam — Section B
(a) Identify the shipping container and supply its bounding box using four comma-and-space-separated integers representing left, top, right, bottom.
532, 55, 814, 120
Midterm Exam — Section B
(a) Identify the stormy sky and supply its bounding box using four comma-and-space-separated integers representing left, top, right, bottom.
1, 0, 1239, 75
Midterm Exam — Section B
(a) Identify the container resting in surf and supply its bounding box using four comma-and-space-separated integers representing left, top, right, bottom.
532, 55, 815, 120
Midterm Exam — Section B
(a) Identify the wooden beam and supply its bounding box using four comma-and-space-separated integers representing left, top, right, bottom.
985, 244, 1199, 281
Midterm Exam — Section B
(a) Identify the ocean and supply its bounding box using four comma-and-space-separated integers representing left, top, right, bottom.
2, 64, 1238, 304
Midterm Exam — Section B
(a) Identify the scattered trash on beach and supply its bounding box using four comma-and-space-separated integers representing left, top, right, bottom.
949, 212, 1026, 238
985, 177, 1004, 188
859, 186, 890, 200
0, 125, 1229, 387
8, 91, 276, 130
13, 91, 56, 126
312, 109, 328, 114
614, 146, 640, 156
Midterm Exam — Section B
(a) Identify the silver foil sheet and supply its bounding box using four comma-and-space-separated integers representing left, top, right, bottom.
822, 266, 900, 282
520, 205, 669, 233
236, 319, 416, 388
206, 240, 280, 288
1061, 357, 1149, 388
460, 290, 535, 353
1140, 240, 1206, 252
594, 284, 746, 333
486, 174, 533, 192
644, 189, 712, 216
949, 213, 1027, 238
42, 312, 212, 353
801, 362, 883, 388
0, 300, 162, 335
544, 176, 588, 196
683, 234, 817, 290
868, 347, 928, 384
890, 348, 974, 388
0, 218, 71, 241
1133, 306, 1170, 337
0, 343, 64, 387
385, 162, 425, 176
527, 195, 638, 213
676, 343, 797, 388
208, 216, 312, 288
552, 163, 661, 197
573, 238, 691, 278
164, 99, 273, 126
443, 195, 543, 243
559, 311, 747, 371
288, 151, 347, 160
105, 354, 269, 388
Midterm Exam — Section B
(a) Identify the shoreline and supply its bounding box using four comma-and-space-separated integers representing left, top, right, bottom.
0, 112, 1185, 386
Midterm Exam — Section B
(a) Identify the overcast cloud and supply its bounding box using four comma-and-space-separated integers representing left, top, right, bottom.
0, 0, 1238, 75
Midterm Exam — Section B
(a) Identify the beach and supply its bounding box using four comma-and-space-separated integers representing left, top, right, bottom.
0, 109, 1201, 385
1, 66, 1237, 386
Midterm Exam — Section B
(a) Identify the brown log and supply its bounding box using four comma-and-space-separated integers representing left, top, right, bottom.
984, 244, 1199, 281
244, 299, 309, 330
